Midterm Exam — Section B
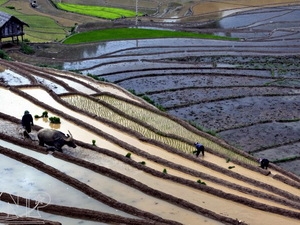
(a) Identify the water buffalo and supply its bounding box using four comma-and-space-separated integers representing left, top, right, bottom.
37, 128, 76, 152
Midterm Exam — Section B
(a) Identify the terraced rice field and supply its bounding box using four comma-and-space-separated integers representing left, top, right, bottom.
59, 38, 300, 176
1, 1, 299, 224
0, 59, 300, 225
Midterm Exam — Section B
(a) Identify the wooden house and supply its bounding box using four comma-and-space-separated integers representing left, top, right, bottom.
0, 11, 29, 43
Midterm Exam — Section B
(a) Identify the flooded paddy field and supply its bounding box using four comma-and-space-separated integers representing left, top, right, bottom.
52, 39, 300, 177
1, 1, 300, 224
1, 58, 300, 224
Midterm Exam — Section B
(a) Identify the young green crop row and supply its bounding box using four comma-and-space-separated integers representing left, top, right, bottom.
56, 2, 142, 20
62, 95, 193, 152
62, 94, 256, 166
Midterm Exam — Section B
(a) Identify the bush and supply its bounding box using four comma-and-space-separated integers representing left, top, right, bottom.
0, 50, 10, 60
155, 104, 166, 112
128, 89, 136, 95
20, 43, 35, 55
5, 6, 15, 10
23, 38, 30, 43
87, 73, 108, 81
142, 95, 154, 105
92, 140, 96, 146
125, 152, 131, 158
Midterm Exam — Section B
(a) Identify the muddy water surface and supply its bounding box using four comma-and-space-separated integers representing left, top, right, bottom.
54, 72, 139, 101
218, 5, 300, 29
54, 76, 97, 95
0, 148, 134, 218
2, 89, 300, 224
2, 88, 294, 225
4, 87, 297, 197
0, 142, 220, 225
0, 202, 106, 225
3, 146, 296, 225
0, 69, 30, 85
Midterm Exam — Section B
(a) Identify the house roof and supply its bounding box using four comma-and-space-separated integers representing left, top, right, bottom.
0, 11, 29, 27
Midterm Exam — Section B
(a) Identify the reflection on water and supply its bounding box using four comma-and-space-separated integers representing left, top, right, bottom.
33, 75, 67, 94
60, 2, 299, 67
0, 87, 124, 154
81, 40, 136, 58
0, 202, 107, 225
0, 69, 30, 85
218, 5, 300, 29
82, 42, 106, 58
49, 122, 61, 129
0, 148, 133, 219
0, 140, 219, 225
162, 17, 179, 23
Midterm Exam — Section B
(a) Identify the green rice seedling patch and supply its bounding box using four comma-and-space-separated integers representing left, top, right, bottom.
63, 28, 238, 44
56, 3, 141, 20
62, 95, 194, 153
96, 95, 257, 166
197, 179, 207, 185
49, 116, 61, 124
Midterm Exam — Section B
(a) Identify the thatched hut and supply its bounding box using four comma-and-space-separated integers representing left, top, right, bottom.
0, 11, 29, 43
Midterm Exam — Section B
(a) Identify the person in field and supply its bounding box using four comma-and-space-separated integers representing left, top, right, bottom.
22, 110, 34, 137
194, 142, 205, 157
259, 158, 269, 169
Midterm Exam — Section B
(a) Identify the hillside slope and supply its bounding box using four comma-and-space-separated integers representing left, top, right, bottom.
0, 60, 300, 225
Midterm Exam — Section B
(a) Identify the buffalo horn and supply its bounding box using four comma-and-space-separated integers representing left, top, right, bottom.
66, 130, 73, 141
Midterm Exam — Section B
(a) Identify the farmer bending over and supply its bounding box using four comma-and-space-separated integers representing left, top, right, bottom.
194, 142, 205, 157
259, 158, 269, 169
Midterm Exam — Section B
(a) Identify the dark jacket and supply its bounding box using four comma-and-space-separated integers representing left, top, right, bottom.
22, 113, 33, 133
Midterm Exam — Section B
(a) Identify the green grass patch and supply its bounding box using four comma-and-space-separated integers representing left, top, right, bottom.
56, 3, 142, 20
0, 49, 11, 60
0, 7, 68, 42
20, 42, 34, 54
0, 0, 8, 5
63, 27, 237, 44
